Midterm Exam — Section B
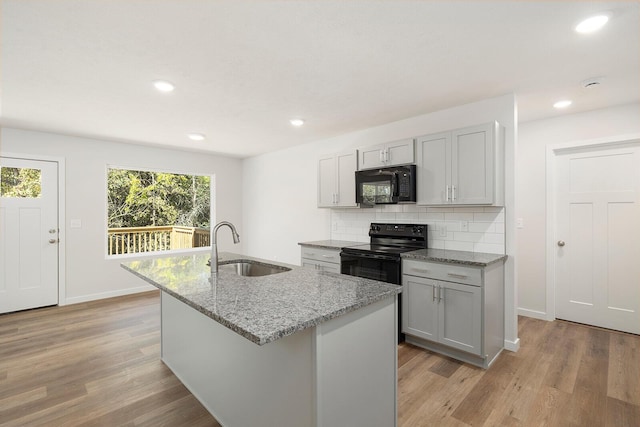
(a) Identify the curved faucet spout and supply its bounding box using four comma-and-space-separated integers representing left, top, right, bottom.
211, 221, 240, 277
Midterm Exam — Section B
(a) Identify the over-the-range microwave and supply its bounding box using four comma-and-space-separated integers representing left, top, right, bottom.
355, 164, 416, 206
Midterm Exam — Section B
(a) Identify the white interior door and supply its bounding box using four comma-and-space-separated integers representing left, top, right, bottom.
0, 157, 59, 313
555, 143, 640, 334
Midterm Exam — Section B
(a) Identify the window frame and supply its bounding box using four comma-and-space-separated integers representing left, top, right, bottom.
105, 164, 215, 259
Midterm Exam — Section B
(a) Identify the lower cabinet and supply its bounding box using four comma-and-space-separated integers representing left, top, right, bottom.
301, 246, 341, 274
402, 259, 504, 368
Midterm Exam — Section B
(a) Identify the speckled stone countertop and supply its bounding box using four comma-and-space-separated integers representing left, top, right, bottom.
402, 248, 507, 267
121, 252, 400, 346
298, 240, 365, 250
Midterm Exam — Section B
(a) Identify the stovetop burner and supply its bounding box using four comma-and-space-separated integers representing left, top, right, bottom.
341, 223, 428, 257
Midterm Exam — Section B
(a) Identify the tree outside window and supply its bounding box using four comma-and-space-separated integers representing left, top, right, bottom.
107, 168, 211, 255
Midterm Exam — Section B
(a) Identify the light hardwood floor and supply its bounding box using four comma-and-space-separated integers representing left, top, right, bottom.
1, 291, 638, 426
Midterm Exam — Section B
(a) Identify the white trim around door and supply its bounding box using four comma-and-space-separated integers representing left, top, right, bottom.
545, 133, 640, 323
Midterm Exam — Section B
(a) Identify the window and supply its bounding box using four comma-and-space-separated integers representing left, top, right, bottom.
107, 167, 211, 256
0, 167, 42, 198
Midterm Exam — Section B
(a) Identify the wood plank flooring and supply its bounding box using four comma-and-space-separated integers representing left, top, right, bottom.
1, 291, 638, 426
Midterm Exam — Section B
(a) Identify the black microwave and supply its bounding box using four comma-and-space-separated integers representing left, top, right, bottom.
355, 165, 416, 205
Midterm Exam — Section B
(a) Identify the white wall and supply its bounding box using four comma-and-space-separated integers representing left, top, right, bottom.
1, 128, 243, 303
243, 94, 519, 349
517, 103, 640, 318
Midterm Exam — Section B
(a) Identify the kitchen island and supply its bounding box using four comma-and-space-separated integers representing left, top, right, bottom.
122, 252, 400, 427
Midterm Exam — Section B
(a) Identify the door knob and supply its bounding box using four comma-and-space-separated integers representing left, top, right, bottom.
49, 239, 58, 244
557, 240, 565, 247
49, 229, 57, 234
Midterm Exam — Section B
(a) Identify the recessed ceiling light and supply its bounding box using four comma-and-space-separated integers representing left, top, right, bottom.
153, 80, 175, 92
289, 119, 305, 127
187, 133, 205, 141
575, 14, 610, 34
553, 100, 573, 109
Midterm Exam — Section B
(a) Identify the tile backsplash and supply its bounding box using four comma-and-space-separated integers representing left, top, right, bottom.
330, 205, 505, 254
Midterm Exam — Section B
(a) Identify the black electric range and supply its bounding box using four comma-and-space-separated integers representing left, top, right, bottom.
340, 223, 428, 342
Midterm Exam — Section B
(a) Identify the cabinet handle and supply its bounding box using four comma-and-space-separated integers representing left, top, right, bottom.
451, 185, 456, 201
432, 285, 436, 302
446, 185, 450, 202
335, 193, 339, 204
438, 285, 443, 303
410, 268, 430, 274
321, 254, 335, 259
385, 149, 389, 163
379, 150, 384, 163
447, 272, 468, 279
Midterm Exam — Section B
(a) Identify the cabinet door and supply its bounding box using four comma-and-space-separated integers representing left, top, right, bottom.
438, 281, 482, 355
318, 155, 336, 207
416, 132, 450, 205
386, 139, 415, 166
402, 275, 439, 341
358, 144, 385, 170
451, 123, 494, 204
335, 151, 358, 207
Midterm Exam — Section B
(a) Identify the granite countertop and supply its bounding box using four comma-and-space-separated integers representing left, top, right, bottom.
402, 248, 507, 267
121, 252, 400, 346
298, 240, 365, 250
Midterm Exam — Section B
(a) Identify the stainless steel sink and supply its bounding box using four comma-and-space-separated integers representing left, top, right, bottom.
218, 260, 291, 277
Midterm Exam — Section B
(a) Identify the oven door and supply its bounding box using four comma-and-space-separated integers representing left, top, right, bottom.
340, 251, 401, 285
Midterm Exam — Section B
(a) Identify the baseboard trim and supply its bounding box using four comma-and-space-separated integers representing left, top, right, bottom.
62, 284, 156, 305
504, 338, 520, 352
518, 307, 548, 320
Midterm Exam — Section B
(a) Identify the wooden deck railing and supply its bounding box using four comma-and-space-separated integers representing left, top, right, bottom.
108, 226, 210, 255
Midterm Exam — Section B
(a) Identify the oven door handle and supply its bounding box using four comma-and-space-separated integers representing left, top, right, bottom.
341, 252, 398, 262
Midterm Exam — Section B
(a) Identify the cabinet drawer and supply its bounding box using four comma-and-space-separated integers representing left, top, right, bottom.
302, 259, 341, 274
300, 246, 341, 264
403, 259, 482, 286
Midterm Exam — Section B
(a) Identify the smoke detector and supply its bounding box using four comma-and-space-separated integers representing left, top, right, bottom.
581, 77, 604, 89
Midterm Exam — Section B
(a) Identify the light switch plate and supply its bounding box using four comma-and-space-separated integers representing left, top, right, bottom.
516, 218, 524, 229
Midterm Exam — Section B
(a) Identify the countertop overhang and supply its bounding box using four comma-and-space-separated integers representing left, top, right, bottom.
121, 252, 401, 346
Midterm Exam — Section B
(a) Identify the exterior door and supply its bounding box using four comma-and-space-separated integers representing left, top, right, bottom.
0, 157, 59, 313
555, 143, 640, 334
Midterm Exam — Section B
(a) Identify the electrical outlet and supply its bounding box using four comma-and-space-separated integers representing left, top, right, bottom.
460, 221, 468, 232
439, 225, 447, 237
516, 218, 524, 229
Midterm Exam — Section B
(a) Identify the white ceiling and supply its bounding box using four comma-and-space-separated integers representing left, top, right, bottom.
2, 1, 638, 158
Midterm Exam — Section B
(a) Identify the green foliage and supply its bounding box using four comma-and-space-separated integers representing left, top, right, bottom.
0, 167, 42, 198
107, 168, 210, 228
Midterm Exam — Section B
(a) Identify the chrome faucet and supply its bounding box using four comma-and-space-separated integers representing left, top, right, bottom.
210, 221, 240, 277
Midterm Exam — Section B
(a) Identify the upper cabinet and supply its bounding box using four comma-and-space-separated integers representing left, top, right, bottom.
358, 138, 415, 170
318, 150, 358, 208
416, 122, 504, 206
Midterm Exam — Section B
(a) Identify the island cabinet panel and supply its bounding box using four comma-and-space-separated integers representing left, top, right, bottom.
315, 297, 397, 427
161, 292, 398, 427
402, 258, 504, 369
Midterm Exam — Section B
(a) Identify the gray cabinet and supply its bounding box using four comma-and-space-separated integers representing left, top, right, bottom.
318, 150, 358, 208
402, 258, 503, 368
301, 246, 341, 274
358, 138, 414, 170
416, 122, 503, 206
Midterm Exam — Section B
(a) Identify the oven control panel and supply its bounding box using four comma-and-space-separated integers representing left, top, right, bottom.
369, 223, 427, 237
